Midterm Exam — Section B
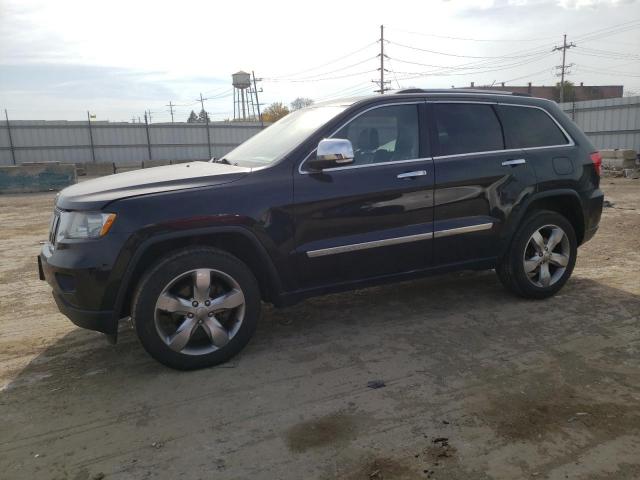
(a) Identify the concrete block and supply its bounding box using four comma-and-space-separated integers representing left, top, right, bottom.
623, 168, 640, 179
142, 160, 172, 168
115, 163, 142, 173
82, 162, 115, 176
602, 157, 636, 169
600, 149, 617, 159
0, 163, 76, 193
615, 149, 637, 160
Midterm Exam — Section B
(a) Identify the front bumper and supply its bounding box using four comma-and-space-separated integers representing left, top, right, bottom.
51, 289, 116, 334
39, 242, 119, 335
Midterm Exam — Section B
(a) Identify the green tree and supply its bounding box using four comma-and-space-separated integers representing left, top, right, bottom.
187, 110, 198, 123
555, 80, 575, 103
198, 108, 210, 123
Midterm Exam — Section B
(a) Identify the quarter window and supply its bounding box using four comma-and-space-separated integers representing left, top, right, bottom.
333, 104, 420, 165
434, 103, 504, 156
498, 105, 569, 148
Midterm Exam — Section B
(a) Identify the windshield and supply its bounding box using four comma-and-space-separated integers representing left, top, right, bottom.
222, 105, 347, 167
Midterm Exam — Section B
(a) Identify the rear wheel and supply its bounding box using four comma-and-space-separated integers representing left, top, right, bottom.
496, 210, 577, 299
132, 247, 260, 370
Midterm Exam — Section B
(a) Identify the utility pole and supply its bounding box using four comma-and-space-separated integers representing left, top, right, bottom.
373, 25, 390, 94
143, 112, 152, 160
87, 111, 96, 163
252, 71, 263, 127
146, 109, 152, 123
167, 101, 175, 123
553, 34, 576, 103
4, 109, 16, 165
380, 25, 385, 94
197, 93, 212, 158
131, 116, 136, 123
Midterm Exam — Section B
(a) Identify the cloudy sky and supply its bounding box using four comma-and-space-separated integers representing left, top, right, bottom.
0, 0, 638, 122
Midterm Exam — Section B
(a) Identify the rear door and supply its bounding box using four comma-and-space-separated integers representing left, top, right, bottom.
495, 103, 577, 192
293, 102, 434, 289
430, 101, 537, 266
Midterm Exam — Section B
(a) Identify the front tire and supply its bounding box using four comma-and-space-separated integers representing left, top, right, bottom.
132, 247, 261, 370
496, 210, 577, 299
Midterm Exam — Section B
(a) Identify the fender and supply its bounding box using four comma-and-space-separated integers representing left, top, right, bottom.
498, 188, 585, 257
110, 225, 285, 325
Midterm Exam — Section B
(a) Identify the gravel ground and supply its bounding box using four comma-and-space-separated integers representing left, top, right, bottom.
0, 178, 639, 480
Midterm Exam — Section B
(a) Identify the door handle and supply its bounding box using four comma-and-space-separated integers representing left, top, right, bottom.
502, 158, 526, 167
397, 170, 428, 179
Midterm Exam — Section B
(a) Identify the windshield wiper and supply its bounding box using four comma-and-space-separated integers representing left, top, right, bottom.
211, 157, 231, 165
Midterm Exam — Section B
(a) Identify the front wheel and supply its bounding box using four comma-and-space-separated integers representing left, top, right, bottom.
496, 210, 577, 299
132, 247, 261, 370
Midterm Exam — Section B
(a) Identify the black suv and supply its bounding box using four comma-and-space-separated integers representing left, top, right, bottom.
39, 90, 604, 369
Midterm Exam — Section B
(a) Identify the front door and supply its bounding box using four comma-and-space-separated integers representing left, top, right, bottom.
293, 102, 434, 290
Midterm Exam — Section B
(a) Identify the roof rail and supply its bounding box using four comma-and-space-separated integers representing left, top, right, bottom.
394, 88, 531, 97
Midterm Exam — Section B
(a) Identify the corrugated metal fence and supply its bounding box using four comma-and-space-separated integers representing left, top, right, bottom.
0, 120, 264, 165
560, 96, 640, 151
3, 97, 638, 165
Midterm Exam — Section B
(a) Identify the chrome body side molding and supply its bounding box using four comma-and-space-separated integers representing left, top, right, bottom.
432, 222, 493, 239
305, 222, 493, 257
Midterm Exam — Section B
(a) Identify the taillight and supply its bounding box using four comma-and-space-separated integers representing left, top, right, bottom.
590, 151, 602, 176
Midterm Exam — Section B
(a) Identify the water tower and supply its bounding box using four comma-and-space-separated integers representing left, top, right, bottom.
232, 71, 255, 121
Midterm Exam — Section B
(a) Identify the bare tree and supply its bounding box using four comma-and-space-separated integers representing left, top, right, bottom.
290, 97, 314, 111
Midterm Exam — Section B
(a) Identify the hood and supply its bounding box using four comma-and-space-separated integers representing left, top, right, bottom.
56, 161, 250, 210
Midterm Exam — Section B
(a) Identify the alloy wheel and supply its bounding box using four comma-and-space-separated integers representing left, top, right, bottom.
523, 224, 570, 288
154, 269, 245, 355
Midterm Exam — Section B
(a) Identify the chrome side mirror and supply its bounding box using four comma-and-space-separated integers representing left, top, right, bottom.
307, 138, 354, 171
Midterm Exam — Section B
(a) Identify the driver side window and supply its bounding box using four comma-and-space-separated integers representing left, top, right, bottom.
333, 104, 419, 166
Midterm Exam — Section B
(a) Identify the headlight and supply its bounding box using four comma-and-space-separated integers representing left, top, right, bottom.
56, 211, 117, 241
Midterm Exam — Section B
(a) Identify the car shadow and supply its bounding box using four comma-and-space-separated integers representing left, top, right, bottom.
1, 271, 639, 479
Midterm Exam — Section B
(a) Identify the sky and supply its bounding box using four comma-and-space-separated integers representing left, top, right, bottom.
0, 0, 639, 122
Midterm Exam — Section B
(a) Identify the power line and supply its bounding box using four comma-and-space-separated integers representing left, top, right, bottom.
388, 40, 551, 60
267, 41, 378, 80
315, 82, 374, 101
573, 19, 640, 43
574, 65, 640, 78
386, 26, 556, 43
386, 58, 402, 90
573, 48, 640, 61
266, 69, 378, 83
267, 56, 378, 82
500, 67, 556, 84
389, 51, 552, 73
576, 46, 640, 58
391, 53, 555, 80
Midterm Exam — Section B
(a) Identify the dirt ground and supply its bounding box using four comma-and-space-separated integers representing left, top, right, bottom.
0, 178, 639, 480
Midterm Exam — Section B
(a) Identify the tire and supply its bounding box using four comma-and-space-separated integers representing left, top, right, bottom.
496, 210, 577, 299
132, 247, 261, 370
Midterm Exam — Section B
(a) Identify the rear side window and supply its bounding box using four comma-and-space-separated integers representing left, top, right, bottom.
434, 103, 504, 156
498, 105, 569, 149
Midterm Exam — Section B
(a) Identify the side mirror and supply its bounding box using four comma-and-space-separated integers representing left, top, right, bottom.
307, 138, 354, 171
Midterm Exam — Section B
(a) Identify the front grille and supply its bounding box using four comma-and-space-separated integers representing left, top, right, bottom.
49, 209, 61, 245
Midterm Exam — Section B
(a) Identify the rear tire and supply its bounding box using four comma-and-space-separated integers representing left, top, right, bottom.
132, 247, 261, 370
496, 210, 577, 299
